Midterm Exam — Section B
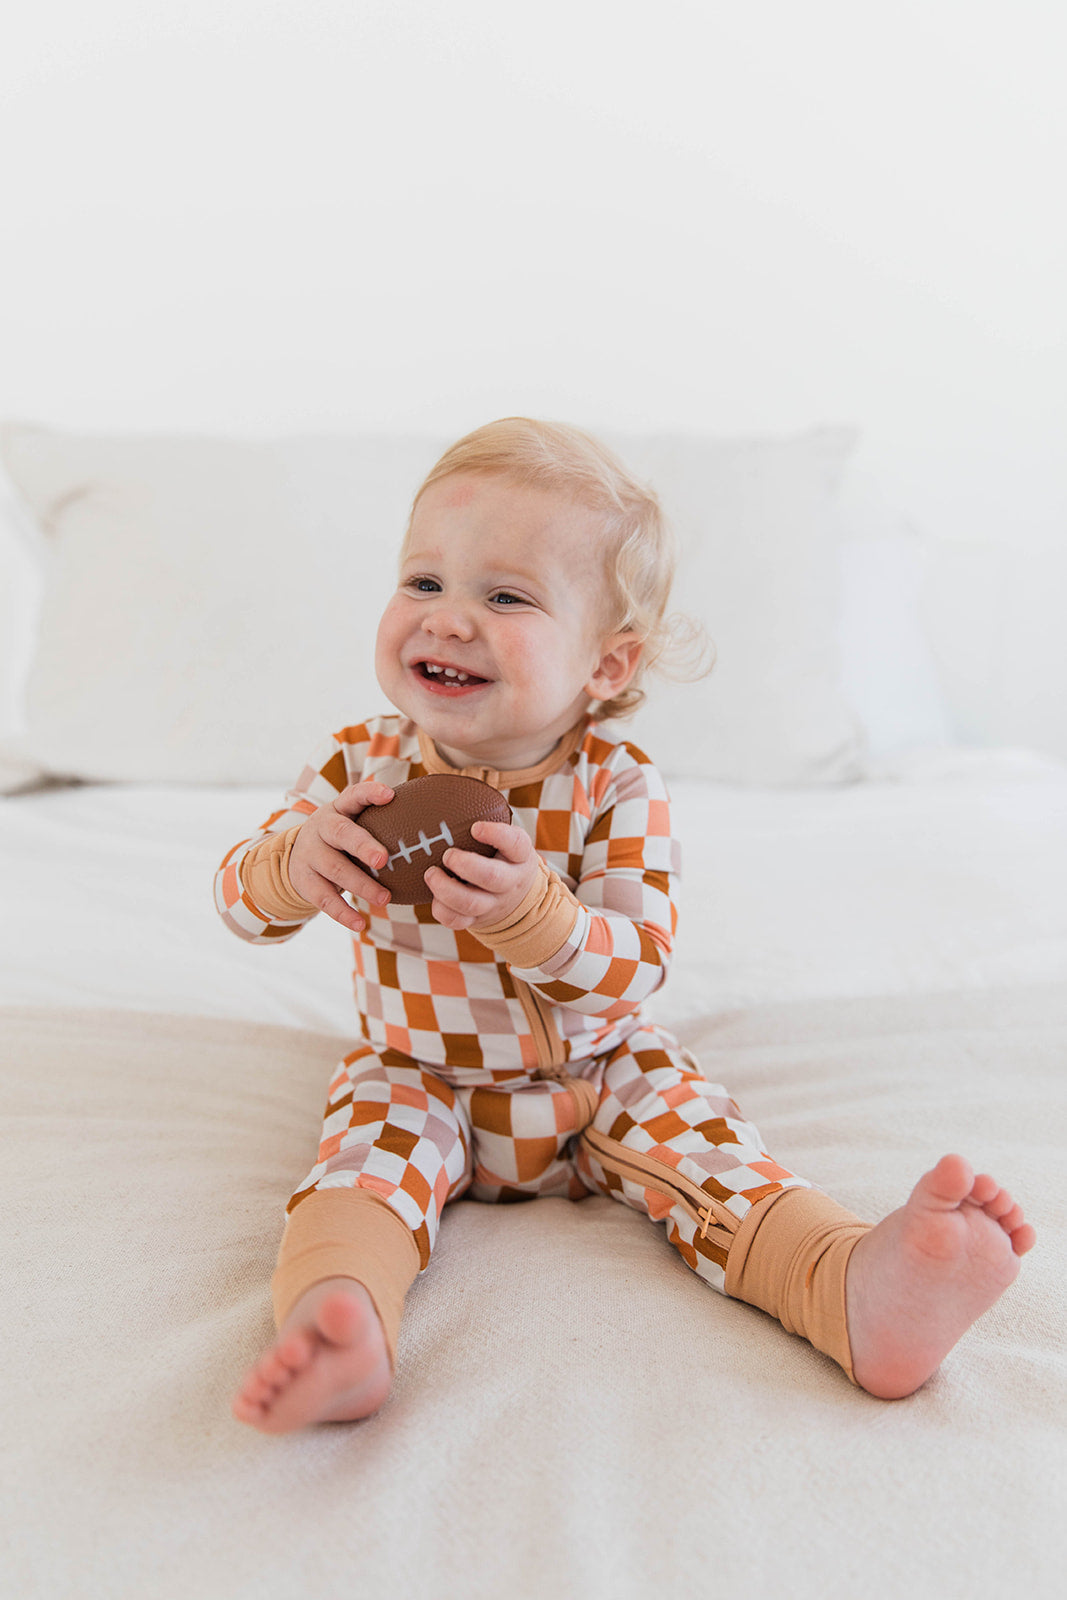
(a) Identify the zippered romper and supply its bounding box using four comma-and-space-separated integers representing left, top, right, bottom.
216, 714, 870, 1381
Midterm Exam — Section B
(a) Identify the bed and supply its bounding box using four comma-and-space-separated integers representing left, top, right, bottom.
2, 422, 1065, 1600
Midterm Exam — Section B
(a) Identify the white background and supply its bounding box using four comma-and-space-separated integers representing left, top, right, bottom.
1, 0, 1064, 554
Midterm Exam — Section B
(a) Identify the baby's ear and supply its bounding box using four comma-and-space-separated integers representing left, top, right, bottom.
586, 633, 643, 702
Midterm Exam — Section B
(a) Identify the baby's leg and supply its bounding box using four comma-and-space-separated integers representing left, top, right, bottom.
724, 1161, 1034, 1395
576, 1025, 812, 1297
232, 1188, 419, 1432
233, 1046, 472, 1433
576, 1029, 1035, 1397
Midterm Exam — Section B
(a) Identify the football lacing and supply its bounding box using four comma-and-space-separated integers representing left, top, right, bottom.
387, 820, 455, 868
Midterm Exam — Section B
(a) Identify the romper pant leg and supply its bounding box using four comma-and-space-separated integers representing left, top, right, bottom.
459, 1077, 598, 1203
576, 1025, 807, 1291
575, 1026, 870, 1380
271, 1043, 473, 1367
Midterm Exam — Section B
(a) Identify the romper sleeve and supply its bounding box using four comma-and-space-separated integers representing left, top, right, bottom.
473, 745, 678, 1020
213, 726, 369, 945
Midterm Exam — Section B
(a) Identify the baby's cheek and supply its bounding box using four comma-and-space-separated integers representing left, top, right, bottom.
373, 600, 401, 659
501, 627, 558, 679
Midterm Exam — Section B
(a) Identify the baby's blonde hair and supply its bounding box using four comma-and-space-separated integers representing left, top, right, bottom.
404, 417, 712, 719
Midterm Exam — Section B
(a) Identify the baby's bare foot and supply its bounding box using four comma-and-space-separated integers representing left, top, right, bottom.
232, 1278, 392, 1433
845, 1153, 1036, 1399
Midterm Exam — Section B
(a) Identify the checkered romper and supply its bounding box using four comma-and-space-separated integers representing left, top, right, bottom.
216, 715, 810, 1293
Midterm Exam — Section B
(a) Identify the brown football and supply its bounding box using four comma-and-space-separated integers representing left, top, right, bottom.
351, 773, 513, 904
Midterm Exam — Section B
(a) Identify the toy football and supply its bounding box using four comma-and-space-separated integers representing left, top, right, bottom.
352, 773, 513, 904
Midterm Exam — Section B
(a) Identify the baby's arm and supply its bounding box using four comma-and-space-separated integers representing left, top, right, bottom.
214, 730, 395, 943
430, 750, 677, 1018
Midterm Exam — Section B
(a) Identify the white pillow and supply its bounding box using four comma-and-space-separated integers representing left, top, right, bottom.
607, 428, 865, 783
0, 427, 446, 788
920, 536, 1067, 763
0, 421, 864, 789
834, 467, 953, 760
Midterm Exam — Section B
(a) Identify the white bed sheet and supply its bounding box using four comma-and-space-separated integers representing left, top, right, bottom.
5, 748, 1067, 1600
2, 747, 1065, 1028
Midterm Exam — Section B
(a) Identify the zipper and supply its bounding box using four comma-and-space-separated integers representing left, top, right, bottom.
514, 978, 564, 1073
580, 1126, 737, 1248
511, 976, 599, 1128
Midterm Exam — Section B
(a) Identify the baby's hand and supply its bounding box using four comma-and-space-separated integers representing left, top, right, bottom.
287, 782, 395, 934
424, 820, 540, 932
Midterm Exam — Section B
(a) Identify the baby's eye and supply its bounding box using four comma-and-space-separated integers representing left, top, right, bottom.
490, 590, 524, 606
405, 576, 441, 593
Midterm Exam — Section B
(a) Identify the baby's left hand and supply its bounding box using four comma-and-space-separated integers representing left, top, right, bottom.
424, 820, 540, 932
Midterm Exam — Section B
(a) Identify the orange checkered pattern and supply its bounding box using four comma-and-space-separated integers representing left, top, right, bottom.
575, 1027, 809, 1293
286, 1023, 809, 1293
217, 713, 813, 1298
214, 714, 680, 1077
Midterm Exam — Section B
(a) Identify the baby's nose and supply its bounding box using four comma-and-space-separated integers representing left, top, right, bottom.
422, 603, 475, 641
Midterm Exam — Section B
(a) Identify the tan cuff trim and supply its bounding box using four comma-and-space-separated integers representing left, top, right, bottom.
471, 856, 581, 969
242, 827, 319, 923
724, 1186, 871, 1384
270, 1188, 421, 1371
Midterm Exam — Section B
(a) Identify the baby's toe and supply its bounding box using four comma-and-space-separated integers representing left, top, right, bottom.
232, 1393, 263, 1421
274, 1330, 315, 1375
992, 1197, 1024, 1231
1010, 1221, 1037, 1255
923, 1154, 974, 1206
257, 1345, 303, 1392
968, 1171, 1000, 1206
317, 1291, 366, 1347
243, 1366, 281, 1406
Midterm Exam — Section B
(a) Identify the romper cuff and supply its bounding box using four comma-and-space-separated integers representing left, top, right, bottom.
272, 1188, 421, 1372
241, 827, 320, 923
470, 856, 582, 969
724, 1186, 871, 1384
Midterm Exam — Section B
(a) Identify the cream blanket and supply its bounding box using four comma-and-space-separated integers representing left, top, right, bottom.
4, 990, 1065, 1600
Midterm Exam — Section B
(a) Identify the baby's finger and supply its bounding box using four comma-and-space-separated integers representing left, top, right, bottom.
469, 820, 531, 863
316, 808, 391, 876
328, 847, 392, 907
302, 867, 369, 935
339, 824, 392, 877
424, 865, 493, 928
441, 846, 512, 894
292, 836, 391, 908
332, 781, 396, 817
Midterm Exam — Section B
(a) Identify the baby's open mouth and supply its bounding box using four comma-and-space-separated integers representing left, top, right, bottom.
415, 661, 490, 687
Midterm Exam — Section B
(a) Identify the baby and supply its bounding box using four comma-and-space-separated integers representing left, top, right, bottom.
219, 418, 1035, 1432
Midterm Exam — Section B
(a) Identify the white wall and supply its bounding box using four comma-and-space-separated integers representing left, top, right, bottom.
1, 0, 1064, 551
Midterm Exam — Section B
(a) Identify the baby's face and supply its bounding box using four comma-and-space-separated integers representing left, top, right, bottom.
374, 473, 621, 772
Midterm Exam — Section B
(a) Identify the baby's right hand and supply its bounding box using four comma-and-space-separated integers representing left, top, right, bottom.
287, 781, 395, 934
